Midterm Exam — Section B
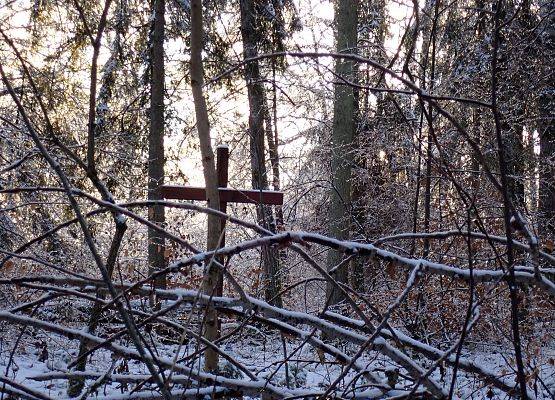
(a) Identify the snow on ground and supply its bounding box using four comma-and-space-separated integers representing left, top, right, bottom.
1, 320, 554, 399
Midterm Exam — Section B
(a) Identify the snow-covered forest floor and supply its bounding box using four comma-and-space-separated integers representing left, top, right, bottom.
1, 304, 554, 399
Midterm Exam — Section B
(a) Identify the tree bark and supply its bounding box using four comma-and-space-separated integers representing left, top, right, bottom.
148, 0, 166, 294
263, 89, 283, 230
468, 0, 486, 215
190, 0, 222, 372
498, 0, 534, 210
539, 0, 555, 240
350, 0, 387, 293
67, 5, 126, 394
326, 0, 358, 305
239, 0, 283, 308
421, 0, 440, 258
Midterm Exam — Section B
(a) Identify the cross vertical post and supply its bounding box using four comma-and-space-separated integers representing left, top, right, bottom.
216, 145, 228, 296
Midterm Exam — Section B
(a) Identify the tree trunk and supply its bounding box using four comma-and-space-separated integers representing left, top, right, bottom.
190, 0, 222, 372
67, 6, 127, 394
263, 88, 283, 230
350, 0, 387, 293
239, 0, 283, 308
264, 89, 288, 281
422, 0, 440, 258
326, 0, 358, 305
499, 0, 534, 210
539, 0, 555, 240
468, 0, 486, 217
148, 0, 166, 294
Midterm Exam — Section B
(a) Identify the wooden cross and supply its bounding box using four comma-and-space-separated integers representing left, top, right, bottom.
160, 145, 284, 291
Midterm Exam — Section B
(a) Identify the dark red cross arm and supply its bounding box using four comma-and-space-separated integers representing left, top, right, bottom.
160, 185, 283, 205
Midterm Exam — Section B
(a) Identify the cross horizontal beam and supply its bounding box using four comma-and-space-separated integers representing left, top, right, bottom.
161, 185, 284, 205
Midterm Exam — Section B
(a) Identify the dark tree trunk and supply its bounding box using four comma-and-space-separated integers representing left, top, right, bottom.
468, 0, 486, 217
500, 93, 525, 209
148, 0, 166, 291
326, 0, 358, 305
498, 0, 535, 210
539, 0, 555, 240
263, 90, 284, 230
239, 0, 283, 308
422, 0, 440, 258
350, 0, 387, 293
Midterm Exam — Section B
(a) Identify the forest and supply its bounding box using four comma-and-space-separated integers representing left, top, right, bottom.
0, 0, 554, 398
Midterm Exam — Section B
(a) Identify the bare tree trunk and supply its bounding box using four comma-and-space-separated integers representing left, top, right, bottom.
500, 1, 535, 211
421, 0, 440, 258
190, 0, 222, 372
500, 93, 525, 211
468, 0, 486, 215
539, 0, 555, 240
67, 6, 126, 394
408, 0, 437, 341
539, 97, 555, 240
326, 0, 358, 305
491, 3, 529, 396
264, 88, 288, 284
350, 0, 387, 292
239, 0, 283, 308
502, 107, 525, 208
148, 0, 166, 295
263, 87, 283, 230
